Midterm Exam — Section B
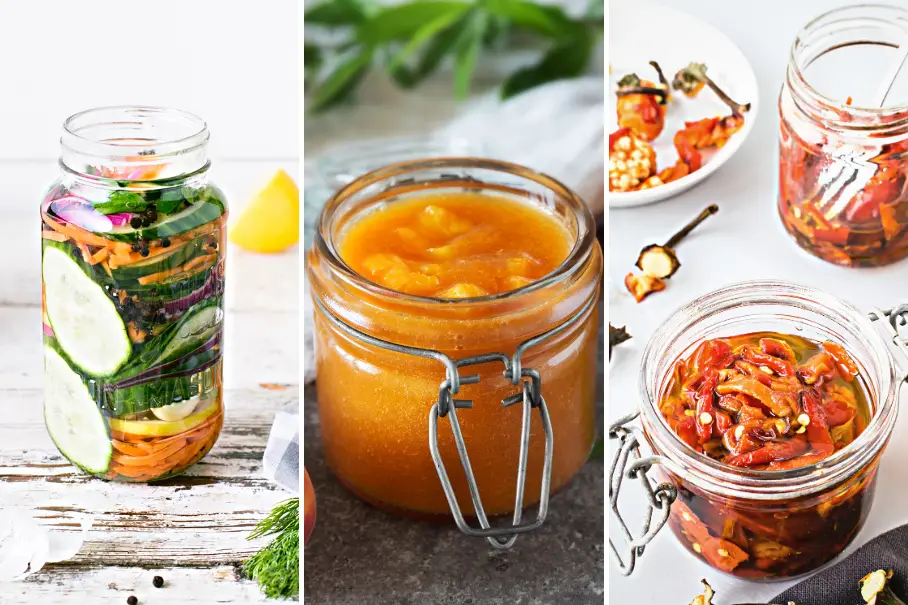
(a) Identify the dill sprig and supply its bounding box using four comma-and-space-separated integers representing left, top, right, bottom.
242, 498, 300, 600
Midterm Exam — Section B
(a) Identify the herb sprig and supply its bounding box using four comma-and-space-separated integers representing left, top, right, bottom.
305, 0, 603, 112
242, 498, 300, 600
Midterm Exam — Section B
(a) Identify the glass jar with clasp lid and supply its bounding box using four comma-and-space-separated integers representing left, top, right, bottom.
307, 158, 602, 546
610, 281, 906, 580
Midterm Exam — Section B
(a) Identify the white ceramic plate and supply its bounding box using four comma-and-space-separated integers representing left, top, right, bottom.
608, 1, 759, 208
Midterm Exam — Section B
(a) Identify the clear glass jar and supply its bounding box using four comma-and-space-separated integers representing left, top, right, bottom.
307, 158, 602, 518
41, 106, 227, 482
778, 4, 908, 267
638, 281, 898, 580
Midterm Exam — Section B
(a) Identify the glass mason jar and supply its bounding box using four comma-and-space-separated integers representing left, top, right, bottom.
41, 106, 227, 482
629, 281, 898, 580
307, 158, 602, 521
778, 4, 908, 267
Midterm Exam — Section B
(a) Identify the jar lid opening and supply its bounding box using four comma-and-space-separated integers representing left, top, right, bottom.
61, 106, 210, 183
639, 280, 899, 501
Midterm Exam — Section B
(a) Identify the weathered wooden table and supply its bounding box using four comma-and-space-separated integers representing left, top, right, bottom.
0, 161, 299, 604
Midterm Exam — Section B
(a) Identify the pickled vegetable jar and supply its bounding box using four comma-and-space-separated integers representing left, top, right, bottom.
778, 5, 908, 267
636, 282, 898, 580
41, 107, 226, 482
308, 159, 601, 518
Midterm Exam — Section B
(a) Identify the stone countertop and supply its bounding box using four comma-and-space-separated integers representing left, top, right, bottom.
303, 330, 604, 605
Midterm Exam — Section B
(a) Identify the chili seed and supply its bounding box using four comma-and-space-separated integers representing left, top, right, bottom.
797, 413, 810, 426
775, 419, 787, 434
717, 548, 729, 557
796, 426, 807, 434
684, 409, 696, 417
759, 365, 773, 375
692, 543, 702, 553
127, 597, 138, 605
698, 412, 713, 425
153, 575, 164, 588
734, 425, 745, 440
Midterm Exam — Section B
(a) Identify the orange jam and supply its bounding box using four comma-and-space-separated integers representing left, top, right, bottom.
308, 162, 601, 520
338, 193, 573, 298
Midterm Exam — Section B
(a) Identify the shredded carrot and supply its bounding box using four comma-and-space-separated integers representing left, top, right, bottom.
89, 247, 109, 265
76, 242, 92, 263
101, 261, 113, 278
42, 230, 69, 242
107, 411, 223, 481
136, 254, 216, 286
127, 322, 148, 343
44, 215, 111, 247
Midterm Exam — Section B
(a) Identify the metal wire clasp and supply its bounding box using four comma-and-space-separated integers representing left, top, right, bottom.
868, 305, 908, 380
608, 412, 676, 576
314, 293, 596, 549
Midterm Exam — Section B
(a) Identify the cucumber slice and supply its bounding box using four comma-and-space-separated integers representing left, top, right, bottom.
111, 240, 204, 282
44, 346, 112, 474
105, 200, 224, 242
43, 245, 131, 377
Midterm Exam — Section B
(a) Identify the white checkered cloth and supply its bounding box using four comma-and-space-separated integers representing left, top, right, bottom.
262, 402, 300, 494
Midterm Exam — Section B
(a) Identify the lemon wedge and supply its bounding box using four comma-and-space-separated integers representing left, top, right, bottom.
228, 169, 299, 253
109, 398, 220, 438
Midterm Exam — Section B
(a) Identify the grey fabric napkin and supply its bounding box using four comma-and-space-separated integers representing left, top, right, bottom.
261, 402, 300, 494
772, 524, 908, 604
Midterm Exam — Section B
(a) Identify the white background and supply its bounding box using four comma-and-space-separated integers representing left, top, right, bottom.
0, 0, 298, 216
609, 0, 908, 603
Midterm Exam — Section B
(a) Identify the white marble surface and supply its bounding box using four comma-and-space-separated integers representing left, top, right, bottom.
0, 160, 299, 604
608, 0, 908, 603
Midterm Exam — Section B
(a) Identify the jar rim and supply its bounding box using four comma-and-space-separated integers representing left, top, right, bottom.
638, 280, 899, 501
61, 106, 210, 181
313, 157, 597, 306
787, 3, 908, 130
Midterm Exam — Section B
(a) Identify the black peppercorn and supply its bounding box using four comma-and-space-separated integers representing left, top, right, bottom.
161, 238, 171, 248
130, 217, 142, 229
127, 596, 138, 605
139, 248, 150, 257
153, 575, 164, 588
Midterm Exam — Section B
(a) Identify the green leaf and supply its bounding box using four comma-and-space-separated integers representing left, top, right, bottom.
93, 190, 147, 215
357, 1, 469, 45
453, 10, 488, 98
308, 48, 375, 113
305, 0, 370, 26
388, 8, 474, 88
501, 29, 593, 99
386, 5, 469, 72
487, 0, 576, 38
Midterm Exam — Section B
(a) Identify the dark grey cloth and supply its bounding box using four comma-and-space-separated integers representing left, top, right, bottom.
772, 524, 908, 604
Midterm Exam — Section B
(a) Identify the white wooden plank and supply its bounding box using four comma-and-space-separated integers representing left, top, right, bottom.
0, 565, 273, 604
0, 388, 295, 568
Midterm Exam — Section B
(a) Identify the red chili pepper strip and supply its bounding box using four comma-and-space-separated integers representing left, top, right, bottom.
695, 371, 719, 444
692, 339, 732, 372
824, 399, 856, 428
742, 348, 795, 376
760, 338, 797, 362
821, 341, 859, 382
767, 452, 830, 471
726, 438, 808, 468
801, 389, 834, 457
714, 410, 733, 436
673, 499, 749, 572
716, 377, 793, 417
676, 416, 699, 450
797, 352, 837, 385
